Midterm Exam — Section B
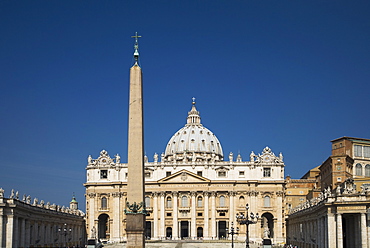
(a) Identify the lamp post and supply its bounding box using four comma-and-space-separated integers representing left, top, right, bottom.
236, 204, 259, 248
226, 221, 239, 248
58, 223, 72, 246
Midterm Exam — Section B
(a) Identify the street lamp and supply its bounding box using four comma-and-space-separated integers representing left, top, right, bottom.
226, 221, 239, 248
236, 204, 259, 248
58, 223, 72, 246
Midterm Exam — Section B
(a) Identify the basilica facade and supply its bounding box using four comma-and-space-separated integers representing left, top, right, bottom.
84, 101, 286, 245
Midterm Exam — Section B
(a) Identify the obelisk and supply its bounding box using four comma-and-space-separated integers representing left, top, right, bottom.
125, 32, 145, 248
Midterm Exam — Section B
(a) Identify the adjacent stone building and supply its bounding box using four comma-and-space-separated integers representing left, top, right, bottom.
84, 101, 286, 245
286, 137, 370, 248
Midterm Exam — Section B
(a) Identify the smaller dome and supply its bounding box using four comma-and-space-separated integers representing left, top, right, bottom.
164, 100, 223, 162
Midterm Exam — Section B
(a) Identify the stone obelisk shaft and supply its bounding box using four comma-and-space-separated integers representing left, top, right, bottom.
126, 64, 145, 248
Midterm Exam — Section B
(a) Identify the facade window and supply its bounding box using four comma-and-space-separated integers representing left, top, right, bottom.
364, 146, 370, 158
197, 171, 203, 177
356, 163, 363, 176
145, 197, 150, 207
101, 197, 107, 209
219, 212, 226, 216
166, 212, 172, 217
145, 172, 151, 178
166, 197, 172, 208
166, 171, 171, 177
218, 171, 226, 177
197, 197, 203, 207
219, 196, 225, 207
197, 212, 203, 217
365, 164, 370, 177
354, 145, 362, 157
239, 171, 245, 177
263, 168, 271, 177
264, 196, 271, 207
100, 170, 108, 179
239, 196, 245, 206
337, 177, 341, 181
181, 196, 188, 207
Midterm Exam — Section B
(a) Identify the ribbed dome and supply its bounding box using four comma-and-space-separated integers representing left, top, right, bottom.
164, 101, 223, 162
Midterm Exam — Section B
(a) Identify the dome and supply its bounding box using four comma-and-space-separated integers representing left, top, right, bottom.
164, 101, 223, 162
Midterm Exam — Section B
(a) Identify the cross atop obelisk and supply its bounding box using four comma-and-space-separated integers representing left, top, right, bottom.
131, 32, 141, 64
125, 32, 146, 248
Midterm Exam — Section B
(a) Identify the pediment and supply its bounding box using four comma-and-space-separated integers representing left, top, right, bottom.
158, 169, 210, 183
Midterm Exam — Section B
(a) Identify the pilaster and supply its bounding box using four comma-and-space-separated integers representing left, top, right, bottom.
211, 191, 216, 239
172, 192, 179, 239
152, 192, 158, 239
203, 191, 209, 239
190, 191, 196, 239
361, 213, 367, 248
159, 192, 165, 239
336, 213, 343, 248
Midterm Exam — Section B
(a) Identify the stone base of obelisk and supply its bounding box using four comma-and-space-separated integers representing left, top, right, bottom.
126, 214, 145, 248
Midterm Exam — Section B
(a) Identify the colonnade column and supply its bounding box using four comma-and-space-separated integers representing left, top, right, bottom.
211, 192, 216, 239
327, 211, 335, 248
360, 213, 367, 247
20, 218, 25, 247
6, 214, 14, 248
13, 216, 19, 248
336, 213, 343, 248
203, 192, 209, 239
25, 220, 30, 247
172, 192, 179, 240
152, 192, 158, 239
191, 191, 196, 239
317, 217, 322, 246
0, 210, 3, 247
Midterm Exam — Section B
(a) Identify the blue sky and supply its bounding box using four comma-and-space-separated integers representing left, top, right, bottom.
1, 1, 369, 210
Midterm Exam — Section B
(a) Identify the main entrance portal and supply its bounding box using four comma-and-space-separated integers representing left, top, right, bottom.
180, 221, 189, 239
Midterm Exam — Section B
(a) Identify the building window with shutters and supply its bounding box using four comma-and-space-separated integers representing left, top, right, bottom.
264, 196, 271, 207
354, 145, 362, 157
101, 197, 107, 209
365, 164, 370, 177
219, 196, 225, 207
181, 196, 188, 207
197, 196, 203, 207
100, 170, 108, 179
166, 197, 172, 208
356, 163, 363, 176
263, 168, 271, 177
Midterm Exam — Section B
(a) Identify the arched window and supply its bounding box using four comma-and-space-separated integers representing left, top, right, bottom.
166, 197, 172, 208
197, 196, 203, 207
181, 196, 188, 207
219, 196, 225, 207
365, 164, 370, 177
101, 197, 107, 209
356, 163, 363, 176
239, 196, 245, 206
264, 196, 271, 207
145, 197, 150, 208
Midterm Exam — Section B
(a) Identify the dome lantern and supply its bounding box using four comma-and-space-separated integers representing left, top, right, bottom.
164, 99, 223, 163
